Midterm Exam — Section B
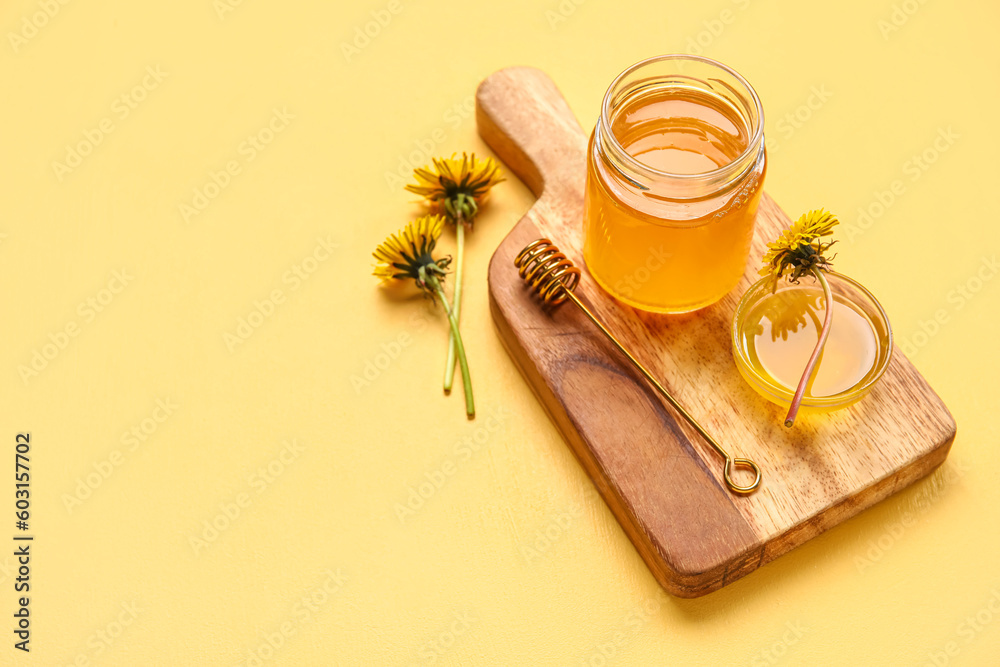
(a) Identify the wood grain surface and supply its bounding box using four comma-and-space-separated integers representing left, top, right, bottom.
477, 66, 957, 598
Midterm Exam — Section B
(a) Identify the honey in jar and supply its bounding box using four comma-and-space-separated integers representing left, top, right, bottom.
583, 55, 767, 313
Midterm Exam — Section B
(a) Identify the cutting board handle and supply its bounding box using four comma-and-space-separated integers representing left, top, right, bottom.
476, 67, 588, 203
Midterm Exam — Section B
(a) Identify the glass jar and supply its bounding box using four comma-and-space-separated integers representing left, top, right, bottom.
582, 54, 767, 313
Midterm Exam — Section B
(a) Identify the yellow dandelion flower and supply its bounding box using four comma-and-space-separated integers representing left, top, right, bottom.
759, 209, 838, 290
406, 152, 503, 395
756, 209, 840, 428
406, 152, 504, 224
372, 215, 450, 288
371, 214, 474, 417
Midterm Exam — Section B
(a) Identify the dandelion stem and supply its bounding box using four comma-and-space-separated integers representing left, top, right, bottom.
785, 268, 833, 427
427, 273, 474, 419
443, 217, 466, 394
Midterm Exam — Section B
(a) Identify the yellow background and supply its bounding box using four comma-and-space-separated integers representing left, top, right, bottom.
1, 0, 997, 664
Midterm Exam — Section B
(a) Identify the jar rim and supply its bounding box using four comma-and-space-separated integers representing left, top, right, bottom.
599, 54, 765, 184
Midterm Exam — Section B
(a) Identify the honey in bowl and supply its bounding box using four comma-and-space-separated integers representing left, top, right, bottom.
731, 272, 893, 412
746, 289, 876, 396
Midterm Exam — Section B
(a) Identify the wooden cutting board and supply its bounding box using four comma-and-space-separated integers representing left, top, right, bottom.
478, 67, 957, 598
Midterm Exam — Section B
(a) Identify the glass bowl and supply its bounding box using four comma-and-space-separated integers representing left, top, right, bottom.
731, 271, 893, 413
